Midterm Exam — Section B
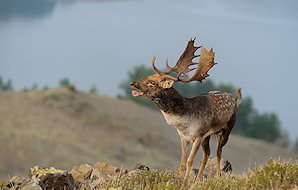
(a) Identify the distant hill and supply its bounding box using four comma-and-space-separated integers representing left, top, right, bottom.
0, 88, 297, 178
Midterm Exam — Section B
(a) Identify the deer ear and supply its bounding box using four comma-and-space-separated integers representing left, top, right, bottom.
161, 79, 174, 89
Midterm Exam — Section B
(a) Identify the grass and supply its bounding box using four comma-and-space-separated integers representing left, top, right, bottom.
93, 160, 298, 190
0, 88, 297, 179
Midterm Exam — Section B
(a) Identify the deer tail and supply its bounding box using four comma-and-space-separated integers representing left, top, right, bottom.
235, 88, 242, 108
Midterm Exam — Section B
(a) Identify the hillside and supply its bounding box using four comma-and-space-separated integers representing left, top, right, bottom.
0, 88, 297, 178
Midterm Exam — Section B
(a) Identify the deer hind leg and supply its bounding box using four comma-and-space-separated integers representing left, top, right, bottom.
184, 138, 202, 181
216, 112, 236, 177
216, 122, 235, 176
179, 137, 189, 178
216, 130, 227, 177
196, 135, 211, 180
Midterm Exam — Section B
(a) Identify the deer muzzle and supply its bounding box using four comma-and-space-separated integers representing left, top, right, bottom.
129, 81, 144, 97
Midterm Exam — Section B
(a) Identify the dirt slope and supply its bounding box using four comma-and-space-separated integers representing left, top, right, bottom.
0, 88, 297, 178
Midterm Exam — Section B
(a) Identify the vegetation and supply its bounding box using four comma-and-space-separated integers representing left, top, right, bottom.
59, 78, 77, 92
95, 160, 298, 190
89, 85, 98, 94
31, 83, 38, 91
0, 77, 13, 91
295, 138, 298, 152
119, 65, 286, 145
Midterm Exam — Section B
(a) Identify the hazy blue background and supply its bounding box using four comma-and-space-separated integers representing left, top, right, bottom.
0, 0, 297, 139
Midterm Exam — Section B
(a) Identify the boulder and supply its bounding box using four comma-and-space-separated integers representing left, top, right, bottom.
28, 165, 75, 190
0, 179, 10, 189
29, 165, 67, 179
11, 176, 29, 186
20, 181, 42, 190
132, 163, 150, 171
39, 173, 75, 190
93, 161, 127, 176
70, 164, 93, 182
2, 176, 30, 189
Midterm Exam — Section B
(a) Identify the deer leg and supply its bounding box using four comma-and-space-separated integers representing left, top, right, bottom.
184, 138, 202, 181
196, 135, 211, 180
216, 113, 236, 176
179, 137, 189, 178
216, 129, 230, 177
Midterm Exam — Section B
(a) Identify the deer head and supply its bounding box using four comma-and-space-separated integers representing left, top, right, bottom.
130, 38, 217, 100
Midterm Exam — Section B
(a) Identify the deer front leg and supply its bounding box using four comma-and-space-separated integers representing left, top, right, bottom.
178, 137, 189, 178
184, 138, 201, 182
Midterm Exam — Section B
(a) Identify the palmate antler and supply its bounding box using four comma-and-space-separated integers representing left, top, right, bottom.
152, 38, 217, 82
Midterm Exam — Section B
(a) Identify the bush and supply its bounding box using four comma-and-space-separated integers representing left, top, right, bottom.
58, 78, 76, 92
0, 76, 13, 91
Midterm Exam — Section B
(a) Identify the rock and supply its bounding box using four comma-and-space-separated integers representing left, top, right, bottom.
39, 173, 75, 190
20, 181, 42, 190
28, 166, 75, 190
89, 167, 108, 184
132, 163, 150, 171
70, 164, 93, 182
93, 161, 127, 176
29, 165, 67, 179
192, 158, 232, 179
222, 160, 232, 172
81, 161, 128, 188
0, 179, 10, 188
125, 169, 143, 180
11, 176, 28, 185
203, 157, 225, 178
124, 164, 151, 182
4, 176, 30, 189
28, 165, 43, 178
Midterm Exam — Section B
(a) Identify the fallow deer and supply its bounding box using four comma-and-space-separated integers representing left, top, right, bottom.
129, 38, 241, 181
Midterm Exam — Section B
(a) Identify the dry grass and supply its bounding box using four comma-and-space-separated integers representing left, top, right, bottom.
0, 88, 297, 179
90, 160, 298, 190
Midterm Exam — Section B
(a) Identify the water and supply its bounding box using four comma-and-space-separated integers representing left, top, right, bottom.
0, 0, 298, 139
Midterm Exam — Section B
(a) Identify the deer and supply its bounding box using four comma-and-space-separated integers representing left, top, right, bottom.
129, 38, 241, 181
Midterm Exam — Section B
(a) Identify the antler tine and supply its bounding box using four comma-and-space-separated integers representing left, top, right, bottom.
151, 38, 216, 83
179, 47, 216, 82
165, 58, 173, 74
170, 38, 200, 78
152, 55, 162, 75
152, 56, 178, 81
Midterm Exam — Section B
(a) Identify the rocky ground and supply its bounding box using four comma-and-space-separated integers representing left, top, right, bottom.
1, 159, 297, 190
0, 161, 170, 190
0, 158, 230, 190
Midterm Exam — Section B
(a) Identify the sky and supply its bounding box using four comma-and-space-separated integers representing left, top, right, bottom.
0, 0, 297, 139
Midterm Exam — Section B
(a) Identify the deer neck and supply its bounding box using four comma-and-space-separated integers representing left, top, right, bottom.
153, 88, 187, 115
